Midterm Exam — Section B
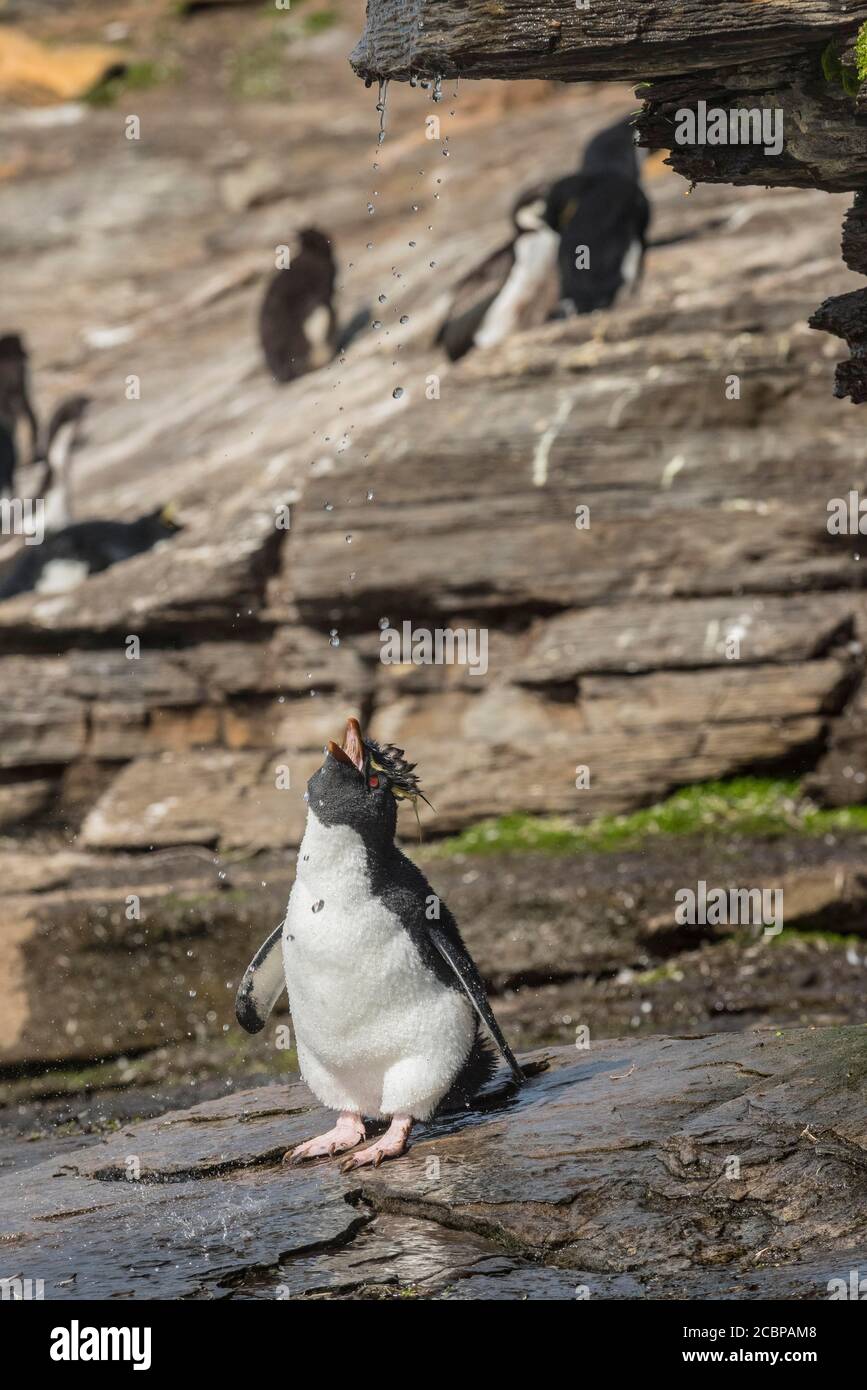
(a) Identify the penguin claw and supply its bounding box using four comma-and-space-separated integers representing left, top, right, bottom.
285, 1115, 367, 1165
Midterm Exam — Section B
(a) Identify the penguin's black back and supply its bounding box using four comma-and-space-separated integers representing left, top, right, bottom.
259, 228, 336, 382
549, 171, 650, 312
0, 510, 180, 600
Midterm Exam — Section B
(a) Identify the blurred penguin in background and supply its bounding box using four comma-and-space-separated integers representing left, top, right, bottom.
35, 394, 91, 533
546, 116, 651, 315
436, 185, 559, 361
0, 333, 39, 498
258, 227, 369, 383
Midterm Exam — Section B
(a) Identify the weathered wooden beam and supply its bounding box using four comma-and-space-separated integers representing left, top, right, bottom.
351, 1, 867, 85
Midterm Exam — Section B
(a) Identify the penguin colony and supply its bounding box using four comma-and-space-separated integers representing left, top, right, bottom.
0, 115, 646, 604
236, 718, 524, 1167
0, 352, 184, 599
258, 114, 650, 374
437, 116, 650, 359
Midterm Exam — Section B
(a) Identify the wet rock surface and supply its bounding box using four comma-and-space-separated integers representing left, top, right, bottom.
2, 1029, 865, 1300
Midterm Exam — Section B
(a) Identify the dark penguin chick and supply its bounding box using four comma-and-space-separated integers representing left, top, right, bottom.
34, 393, 91, 533
546, 116, 651, 315
0, 333, 39, 497
436, 185, 560, 362
258, 227, 337, 383
236, 716, 524, 1169
0, 504, 183, 601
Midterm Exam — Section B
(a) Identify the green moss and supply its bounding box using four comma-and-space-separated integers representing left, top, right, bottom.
432, 778, 867, 858
857, 22, 867, 82
86, 60, 176, 106
303, 9, 337, 33
822, 42, 843, 85
820, 36, 864, 96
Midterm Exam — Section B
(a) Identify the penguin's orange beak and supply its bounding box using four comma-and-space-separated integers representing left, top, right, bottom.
327, 716, 365, 773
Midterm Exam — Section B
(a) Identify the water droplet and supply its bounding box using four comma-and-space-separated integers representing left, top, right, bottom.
378, 293, 387, 303
378, 616, 390, 630
392, 387, 404, 399
367, 203, 375, 215
400, 314, 409, 325
408, 240, 416, 248
323, 501, 333, 511
329, 628, 340, 647
372, 319, 382, 329
303, 791, 309, 802
312, 900, 324, 914
366, 489, 375, 501
345, 533, 353, 544
376, 77, 389, 146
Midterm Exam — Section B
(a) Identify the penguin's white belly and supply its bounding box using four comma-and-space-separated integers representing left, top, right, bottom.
282, 815, 474, 1120
474, 225, 559, 349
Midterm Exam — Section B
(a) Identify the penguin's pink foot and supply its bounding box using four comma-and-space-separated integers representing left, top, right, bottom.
285, 1112, 366, 1165
340, 1114, 413, 1172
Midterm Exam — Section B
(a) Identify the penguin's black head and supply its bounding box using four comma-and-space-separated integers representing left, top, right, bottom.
0, 334, 27, 362
581, 116, 641, 179
298, 226, 334, 261
544, 174, 588, 232
306, 716, 431, 845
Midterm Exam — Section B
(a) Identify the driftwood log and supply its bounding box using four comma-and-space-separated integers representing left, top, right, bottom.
350, 0, 867, 401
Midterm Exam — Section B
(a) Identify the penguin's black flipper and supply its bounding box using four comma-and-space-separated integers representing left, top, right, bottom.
235, 923, 286, 1034
436, 240, 515, 361
426, 915, 525, 1084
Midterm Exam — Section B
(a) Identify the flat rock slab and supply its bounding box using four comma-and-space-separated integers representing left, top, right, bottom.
2, 1029, 864, 1299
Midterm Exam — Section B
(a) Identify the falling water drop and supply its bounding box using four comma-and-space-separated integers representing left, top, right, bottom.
329, 628, 340, 647
432, 73, 443, 103
345, 533, 353, 544
376, 78, 389, 146
392, 387, 405, 400
378, 616, 390, 630
312, 900, 324, 914
400, 314, 409, 325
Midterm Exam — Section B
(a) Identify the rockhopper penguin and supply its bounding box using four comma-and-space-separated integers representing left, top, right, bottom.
436, 186, 560, 362
545, 115, 651, 315
236, 716, 524, 1169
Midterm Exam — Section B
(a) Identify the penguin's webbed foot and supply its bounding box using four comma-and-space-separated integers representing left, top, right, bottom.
340, 1114, 412, 1172
285, 1112, 366, 1165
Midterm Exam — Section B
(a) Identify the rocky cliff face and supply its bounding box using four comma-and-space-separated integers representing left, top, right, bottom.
2, 8, 867, 864
0, 3, 865, 1113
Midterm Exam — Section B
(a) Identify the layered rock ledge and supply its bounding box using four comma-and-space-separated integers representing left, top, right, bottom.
2, 1028, 864, 1299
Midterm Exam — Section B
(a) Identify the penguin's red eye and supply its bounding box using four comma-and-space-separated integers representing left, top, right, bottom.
368, 774, 379, 788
